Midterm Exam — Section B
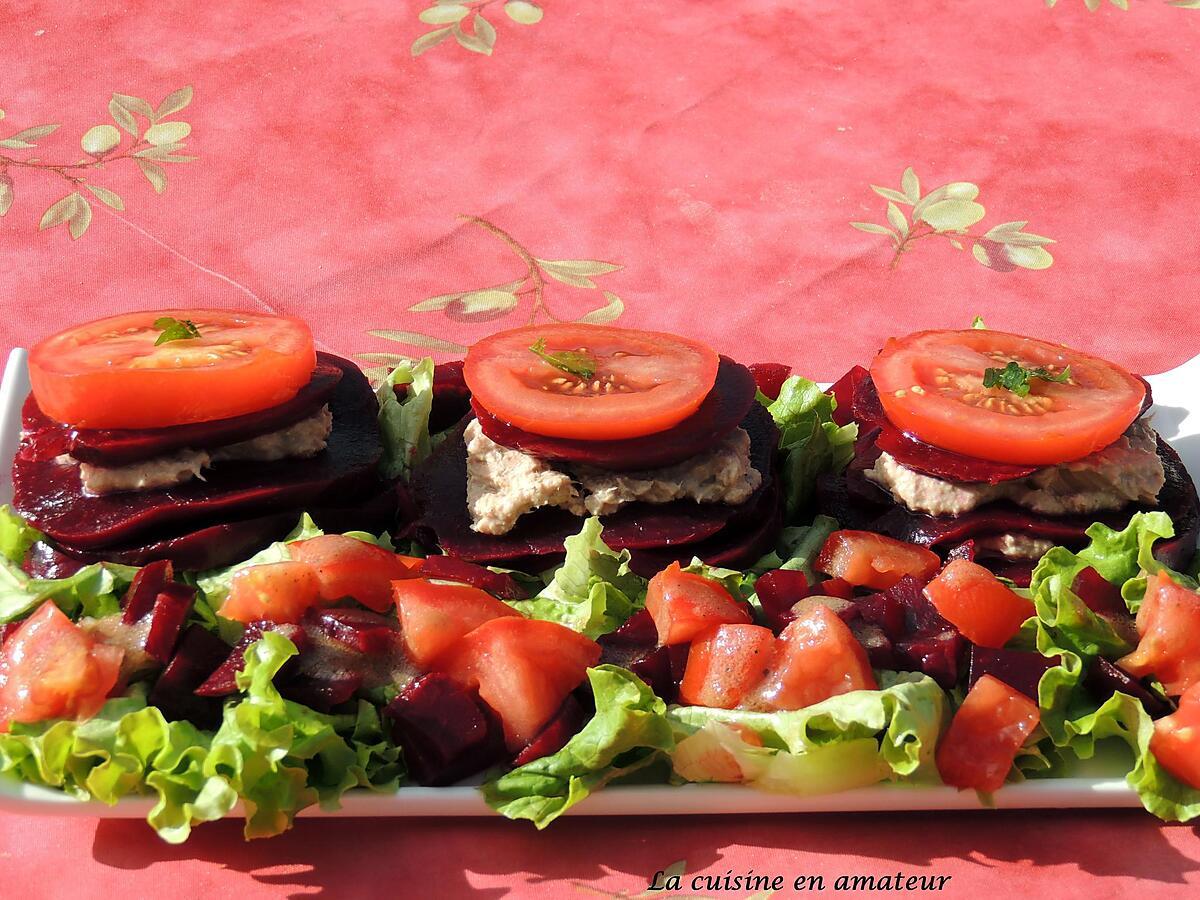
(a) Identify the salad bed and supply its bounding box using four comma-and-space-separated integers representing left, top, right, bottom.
0, 361, 1197, 841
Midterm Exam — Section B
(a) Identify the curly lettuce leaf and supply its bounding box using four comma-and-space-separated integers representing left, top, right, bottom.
667, 672, 946, 792
0, 505, 42, 566
483, 665, 674, 828
376, 356, 435, 481
766, 376, 857, 518
0, 508, 139, 624
1, 633, 405, 843
512, 518, 647, 638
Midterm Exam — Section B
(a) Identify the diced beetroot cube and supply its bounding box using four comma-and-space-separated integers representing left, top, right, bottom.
967, 645, 1060, 702
121, 559, 174, 624
828, 365, 868, 427
852, 622, 896, 669
625, 644, 690, 705
598, 608, 658, 649
143, 581, 196, 663
282, 671, 364, 712
384, 672, 506, 786
894, 629, 965, 690
195, 622, 309, 696
755, 569, 810, 633
891, 575, 954, 635
417, 556, 529, 600
747, 362, 792, 402
853, 590, 907, 641
304, 607, 400, 655
1085, 656, 1176, 720
148, 624, 230, 730
511, 694, 588, 767
1072, 566, 1127, 618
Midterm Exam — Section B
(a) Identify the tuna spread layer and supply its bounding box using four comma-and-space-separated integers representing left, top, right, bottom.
76, 406, 333, 495
464, 417, 762, 535
865, 420, 1164, 518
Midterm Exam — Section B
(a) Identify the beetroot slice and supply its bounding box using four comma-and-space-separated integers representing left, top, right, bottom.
409, 402, 777, 564
817, 434, 1200, 575
626, 480, 783, 578
852, 374, 1037, 484
471, 357, 758, 472
12, 354, 383, 551
31, 361, 344, 467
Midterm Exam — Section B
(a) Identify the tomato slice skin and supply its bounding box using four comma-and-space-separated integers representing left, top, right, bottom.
393, 578, 521, 669
750, 605, 877, 711
0, 601, 123, 730
679, 624, 777, 709
1117, 570, 1200, 697
1150, 684, 1200, 789
815, 530, 941, 591
289, 535, 418, 613
220, 561, 324, 624
936, 674, 1041, 793
644, 562, 752, 646
870, 329, 1146, 465
463, 324, 720, 440
923, 559, 1035, 649
29, 309, 317, 429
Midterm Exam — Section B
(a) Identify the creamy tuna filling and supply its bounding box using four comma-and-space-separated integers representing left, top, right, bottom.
76, 406, 333, 495
464, 418, 762, 535
864, 420, 1165, 518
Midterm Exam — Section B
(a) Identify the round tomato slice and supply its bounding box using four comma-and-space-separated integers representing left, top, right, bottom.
463, 324, 720, 440
870, 329, 1146, 465
29, 309, 316, 429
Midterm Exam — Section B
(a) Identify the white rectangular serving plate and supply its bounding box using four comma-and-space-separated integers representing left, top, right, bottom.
1, 346, 1197, 820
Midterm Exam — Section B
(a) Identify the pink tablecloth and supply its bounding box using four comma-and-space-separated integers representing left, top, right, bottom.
2, 0, 1199, 896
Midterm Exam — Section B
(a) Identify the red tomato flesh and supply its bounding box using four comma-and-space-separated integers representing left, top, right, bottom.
816, 530, 941, 591
679, 624, 777, 709
463, 324, 720, 440
750, 605, 877, 711
1117, 570, 1200, 697
393, 578, 521, 669
0, 601, 123, 730
441, 617, 601, 751
644, 562, 752, 646
220, 561, 323, 624
1150, 684, 1200, 789
936, 674, 1041, 793
289, 535, 417, 612
29, 309, 316, 429
870, 329, 1146, 466
923, 559, 1035, 649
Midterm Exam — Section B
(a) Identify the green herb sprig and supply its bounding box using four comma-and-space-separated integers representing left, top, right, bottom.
529, 338, 598, 380
153, 316, 202, 345
982, 361, 1071, 397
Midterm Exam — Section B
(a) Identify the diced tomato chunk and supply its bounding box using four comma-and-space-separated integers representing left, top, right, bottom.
441, 617, 601, 751
1150, 684, 1200, 789
816, 530, 940, 590
645, 562, 751, 646
936, 674, 1040, 793
0, 601, 123, 730
750, 605, 877, 711
1117, 571, 1200, 697
289, 534, 417, 612
220, 561, 323, 624
679, 624, 777, 709
923, 559, 1034, 649
393, 578, 521, 669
